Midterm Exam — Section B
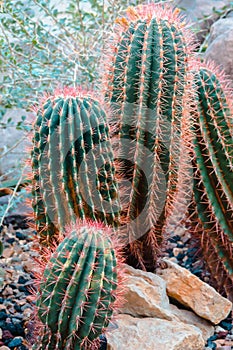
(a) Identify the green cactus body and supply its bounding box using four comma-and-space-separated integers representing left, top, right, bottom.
31, 89, 121, 244
193, 63, 233, 298
34, 221, 119, 350
104, 4, 194, 270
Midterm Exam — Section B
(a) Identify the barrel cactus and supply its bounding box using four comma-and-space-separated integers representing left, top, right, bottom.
191, 61, 233, 299
103, 3, 195, 270
33, 220, 124, 350
31, 88, 121, 245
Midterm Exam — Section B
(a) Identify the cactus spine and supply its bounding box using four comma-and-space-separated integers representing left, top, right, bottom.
31, 88, 121, 244
33, 220, 122, 350
103, 4, 194, 270
192, 62, 233, 299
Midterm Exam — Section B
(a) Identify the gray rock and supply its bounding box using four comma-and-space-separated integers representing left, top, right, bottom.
176, 0, 231, 20
205, 17, 233, 80
175, 0, 232, 41
0, 108, 33, 178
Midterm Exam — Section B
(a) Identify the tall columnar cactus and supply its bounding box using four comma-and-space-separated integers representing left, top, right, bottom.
31, 88, 121, 245
192, 61, 233, 299
103, 3, 195, 270
33, 220, 124, 350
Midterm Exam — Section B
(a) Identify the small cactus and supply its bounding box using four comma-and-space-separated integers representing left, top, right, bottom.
31, 88, 121, 244
192, 61, 233, 299
103, 3, 195, 270
33, 220, 124, 350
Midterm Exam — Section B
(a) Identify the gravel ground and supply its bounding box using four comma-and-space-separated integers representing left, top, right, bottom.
0, 215, 232, 350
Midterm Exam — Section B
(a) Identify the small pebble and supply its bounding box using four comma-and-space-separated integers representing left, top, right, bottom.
2, 248, 14, 259
2, 288, 13, 297
216, 326, 226, 333
219, 321, 232, 331
99, 334, 107, 350
11, 318, 22, 325
2, 330, 13, 341
5, 239, 15, 245
23, 309, 32, 318
18, 276, 29, 285
0, 312, 7, 321
226, 334, 233, 340
15, 232, 27, 240
173, 247, 183, 257
22, 261, 34, 273
7, 337, 23, 348
21, 304, 31, 312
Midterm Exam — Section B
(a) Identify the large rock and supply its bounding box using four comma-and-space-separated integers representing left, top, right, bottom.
175, 0, 232, 41
205, 17, 233, 80
157, 259, 232, 324
107, 314, 205, 350
120, 265, 173, 320
170, 304, 214, 341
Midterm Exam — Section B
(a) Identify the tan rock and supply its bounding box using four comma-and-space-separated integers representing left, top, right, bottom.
173, 247, 183, 257
107, 314, 205, 350
23, 308, 33, 318
2, 247, 14, 259
214, 339, 233, 348
2, 286, 13, 297
157, 259, 232, 324
170, 304, 214, 341
120, 265, 173, 320
23, 260, 35, 273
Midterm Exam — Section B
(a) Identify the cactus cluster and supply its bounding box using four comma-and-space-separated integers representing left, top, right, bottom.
33, 220, 123, 350
31, 88, 120, 245
28, 3, 233, 349
191, 62, 233, 299
103, 3, 195, 270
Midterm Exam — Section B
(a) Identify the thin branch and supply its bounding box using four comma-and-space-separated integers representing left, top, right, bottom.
0, 136, 27, 160
32, 0, 78, 45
